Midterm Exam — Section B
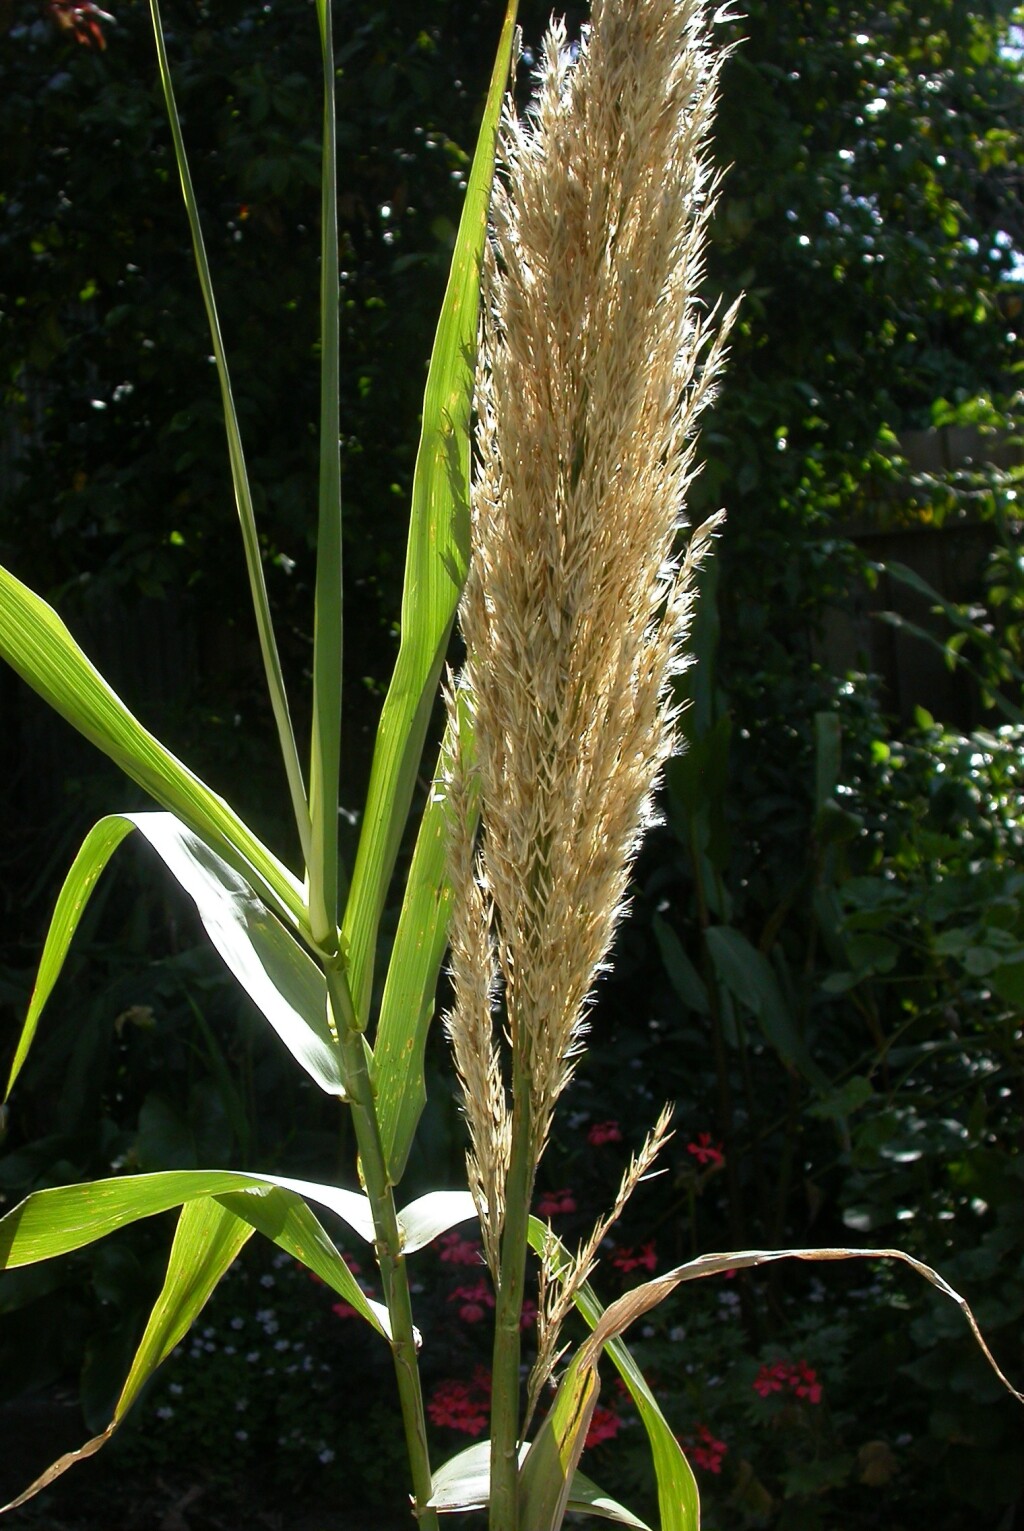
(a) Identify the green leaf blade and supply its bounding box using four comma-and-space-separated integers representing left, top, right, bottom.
308, 0, 344, 950
147, 0, 311, 862
340, 0, 519, 1026
3, 814, 135, 1099
0, 564, 307, 932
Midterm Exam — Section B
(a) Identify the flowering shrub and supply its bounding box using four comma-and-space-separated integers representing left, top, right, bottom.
687, 1132, 725, 1169
585, 1405, 623, 1448
686, 1423, 728, 1475
587, 1120, 624, 1147
427, 1368, 492, 1437
534, 1187, 578, 1217
753, 1358, 823, 1405
611, 1242, 658, 1275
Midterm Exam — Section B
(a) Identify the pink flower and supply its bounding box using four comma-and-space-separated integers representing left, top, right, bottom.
753, 1359, 822, 1405
341, 1252, 363, 1276
685, 1424, 727, 1474
436, 1231, 483, 1266
687, 1132, 725, 1169
331, 1300, 358, 1320
611, 1241, 657, 1275
585, 1406, 621, 1448
587, 1120, 623, 1147
428, 1368, 492, 1436
519, 1299, 538, 1331
536, 1188, 577, 1217
448, 1280, 495, 1325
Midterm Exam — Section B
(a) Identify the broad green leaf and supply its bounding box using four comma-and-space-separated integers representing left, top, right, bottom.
307, 0, 344, 949
2, 1196, 254, 1512
3, 812, 342, 1104
990, 959, 1024, 1007
0, 564, 307, 932
397, 1189, 476, 1253
340, 0, 519, 1027
428, 1440, 650, 1527
374, 732, 458, 1181
148, 0, 311, 863
528, 1218, 699, 1531
705, 925, 828, 1089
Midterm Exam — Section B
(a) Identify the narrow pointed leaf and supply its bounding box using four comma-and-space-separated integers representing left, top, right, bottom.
307, 0, 344, 949
2, 1196, 255, 1512
0, 564, 306, 931
374, 733, 458, 1180
340, 0, 519, 1026
3, 812, 342, 1104
4, 814, 135, 1099
528, 1218, 699, 1531
148, 0, 311, 861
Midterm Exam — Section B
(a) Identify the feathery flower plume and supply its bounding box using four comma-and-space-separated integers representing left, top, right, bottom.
444, 0, 737, 1262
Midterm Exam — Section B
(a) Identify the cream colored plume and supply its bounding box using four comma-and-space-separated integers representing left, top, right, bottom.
444, 0, 737, 1262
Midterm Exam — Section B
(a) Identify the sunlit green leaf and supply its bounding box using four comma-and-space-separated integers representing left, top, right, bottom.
428, 1439, 650, 1527
398, 1188, 475, 1253
340, 0, 519, 1028
3, 812, 341, 1104
0, 564, 306, 932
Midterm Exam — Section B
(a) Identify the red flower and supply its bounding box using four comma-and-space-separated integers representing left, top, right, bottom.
448, 1280, 495, 1325
611, 1241, 657, 1275
753, 1358, 822, 1405
535, 1188, 577, 1216
519, 1298, 538, 1331
687, 1132, 725, 1168
585, 1406, 621, 1447
48, 0, 112, 49
436, 1231, 483, 1266
685, 1424, 727, 1474
331, 1300, 358, 1320
587, 1120, 623, 1147
428, 1368, 492, 1436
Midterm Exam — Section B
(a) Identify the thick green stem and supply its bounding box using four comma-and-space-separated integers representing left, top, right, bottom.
489, 1066, 536, 1531
326, 965, 438, 1529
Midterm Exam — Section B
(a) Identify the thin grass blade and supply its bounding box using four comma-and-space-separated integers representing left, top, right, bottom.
3, 815, 134, 1099
0, 565, 306, 931
148, 0, 310, 865
339, 0, 518, 1026
373, 731, 458, 1180
307, 0, 345, 950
